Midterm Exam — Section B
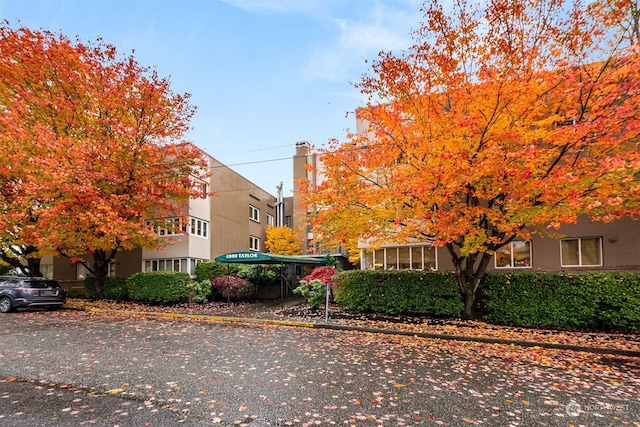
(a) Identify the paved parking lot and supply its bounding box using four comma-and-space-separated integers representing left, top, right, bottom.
1, 310, 638, 426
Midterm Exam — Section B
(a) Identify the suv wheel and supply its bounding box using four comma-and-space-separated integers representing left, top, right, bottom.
0, 297, 14, 313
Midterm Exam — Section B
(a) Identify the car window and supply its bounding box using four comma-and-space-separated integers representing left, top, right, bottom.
23, 280, 61, 289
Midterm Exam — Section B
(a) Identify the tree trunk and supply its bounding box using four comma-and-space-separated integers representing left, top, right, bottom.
447, 242, 493, 320
462, 291, 475, 320
92, 250, 111, 299
26, 257, 43, 278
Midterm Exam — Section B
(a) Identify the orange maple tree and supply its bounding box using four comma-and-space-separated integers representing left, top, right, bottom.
264, 225, 304, 255
300, 0, 640, 318
0, 24, 208, 293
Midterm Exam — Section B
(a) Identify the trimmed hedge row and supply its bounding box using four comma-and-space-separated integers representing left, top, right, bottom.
330, 269, 640, 331
482, 272, 640, 331
332, 270, 463, 317
84, 276, 128, 300
84, 272, 191, 303
126, 271, 190, 304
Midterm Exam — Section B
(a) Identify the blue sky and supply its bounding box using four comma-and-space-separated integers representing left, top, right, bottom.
0, 0, 423, 195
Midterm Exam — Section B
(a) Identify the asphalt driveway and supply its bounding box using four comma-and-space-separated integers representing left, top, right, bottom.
1, 310, 638, 426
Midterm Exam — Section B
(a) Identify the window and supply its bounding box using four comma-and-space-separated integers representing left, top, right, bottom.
144, 258, 205, 275
363, 245, 437, 270
76, 263, 90, 280
250, 205, 260, 222
147, 218, 186, 236
193, 181, 209, 199
107, 261, 116, 277
495, 241, 532, 268
561, 237, 602, 267
398, 247, 411, 270
267, 214, 274, 226
41, 264, 54, 279
386, 247, 398, 270
249, 235, 260, 251
284, 215, 292, 227
189, 217, 209, 238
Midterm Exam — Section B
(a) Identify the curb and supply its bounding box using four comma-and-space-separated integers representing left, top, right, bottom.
79, 307, 640, 358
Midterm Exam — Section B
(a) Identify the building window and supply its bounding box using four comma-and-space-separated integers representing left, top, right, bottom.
41, 264, 54, 279
362, 245, 436, 270
561, 237, 602, 267
76, 263, 90, 280
147, 218, 185, 236
249, 235, 260, 251
189, 217, 209, 238
75, 261, 115, 279
267, 214, 274, 226
284, 215, 292, 227
144, 258, 204, 275
250, 205, 260, 222
193, 181, 209, 199
108, 261, 116, 277
495, 241, 532, 268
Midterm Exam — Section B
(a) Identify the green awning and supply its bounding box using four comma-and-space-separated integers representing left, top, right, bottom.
214, 251, 326, 265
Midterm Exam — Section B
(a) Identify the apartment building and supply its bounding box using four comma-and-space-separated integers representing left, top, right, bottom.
294, 124, 640, 273
47, 151, 277, 282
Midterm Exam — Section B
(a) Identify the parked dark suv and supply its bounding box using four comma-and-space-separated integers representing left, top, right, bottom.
0, 276, 66, 313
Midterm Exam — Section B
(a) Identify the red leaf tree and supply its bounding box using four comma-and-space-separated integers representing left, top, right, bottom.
300, 0, 640, 318
0, 24, 208, 293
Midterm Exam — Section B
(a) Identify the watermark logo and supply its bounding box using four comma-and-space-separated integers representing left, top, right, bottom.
566, 400, 629, 417
566, 401, 581, 417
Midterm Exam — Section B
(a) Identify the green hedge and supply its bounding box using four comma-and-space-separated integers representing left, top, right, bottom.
126, 271, 190, 304
84, 276, 129, 300
195, 262, 238, 282
482, 272, 640, 331
333, 270, 463, 316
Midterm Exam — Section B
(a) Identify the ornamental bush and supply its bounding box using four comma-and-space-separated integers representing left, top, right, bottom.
293, 266, 338, 308
126, 271, 190, 304
186, 279, 212, 303
211, 275, 254, 300
481, 272, 640, 331
195, 262, 238, 282
300, 266, 337, 285
332, 270, 462, 316
84, 276, 128, 300
293, 279, 328, 308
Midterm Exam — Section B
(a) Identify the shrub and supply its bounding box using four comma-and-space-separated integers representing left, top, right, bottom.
64, 288, 85, 299
300, 266, 337, 285
293, 266, 338, 308
186, 279, 212, 303
195, 262, 238, 282
294, 279, 329, 308
84, 276, 129, 300
237, 264, 279, 287
126, 271, 190, 304
332, 270, 462, 316
482, 271, 640, 331
211, 275, 254, 300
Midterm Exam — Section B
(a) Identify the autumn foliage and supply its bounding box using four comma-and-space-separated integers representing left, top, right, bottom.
0, 24, 207, 293
264, 225, 303, 255
300, 266, 337, 286
300, 0, 640, 318
211, 275, 254, 300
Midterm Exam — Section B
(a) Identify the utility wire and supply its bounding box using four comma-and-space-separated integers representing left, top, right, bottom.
210, 156, 291, 169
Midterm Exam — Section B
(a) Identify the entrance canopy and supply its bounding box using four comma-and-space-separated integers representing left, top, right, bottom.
213, 252, 326, 305
214, 251, 326, 265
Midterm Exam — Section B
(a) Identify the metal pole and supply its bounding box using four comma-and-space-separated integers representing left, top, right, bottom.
324, 283, 330, 324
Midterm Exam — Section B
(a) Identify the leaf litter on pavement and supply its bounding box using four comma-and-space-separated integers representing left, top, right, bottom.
66, 298, 640, 353
2, 304, 638, 426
